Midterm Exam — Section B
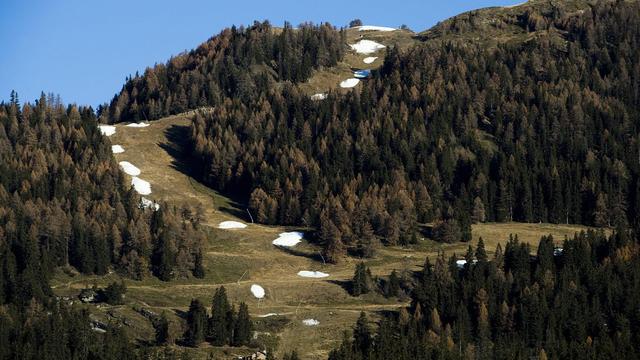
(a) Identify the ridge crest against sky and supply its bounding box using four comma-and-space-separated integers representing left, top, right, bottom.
0, 0, 522, 107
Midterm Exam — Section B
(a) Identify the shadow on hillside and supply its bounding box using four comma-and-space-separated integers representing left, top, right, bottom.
158, 123, 248, 221
327, 279, 352, 294
275, 245, 326, 264
159, 123, 199, 179
376, 309, 400, 319
219, 206, 251, 221
173, 308, 188, 320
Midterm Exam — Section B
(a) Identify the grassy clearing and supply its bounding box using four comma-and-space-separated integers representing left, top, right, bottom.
299, 28, 418, 96
53, 215, 599, 359
471, 222, 609, 253
56, 28, 607, 357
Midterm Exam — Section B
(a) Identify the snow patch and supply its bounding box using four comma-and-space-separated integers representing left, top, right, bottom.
90, 325, 107, 333
258, 313, 279, 318
297, 271, 329, 278
140, 197, 160, 211
357, 25, 396, 32
340, 78, 360, 88
111, 145, 124, 154
98, 125, 116, 137
119, 161, 141, 176
363, 57, 378, 64
302, 319, 320, 326
272, 232, 303, 247
311, 93, 327, 101
349, 40, 386, 54
456, 259, 478, 268
251, 284, 265, 299
126, 122, 150, 128
218, 221, 247, 229
131, 177, 151, 195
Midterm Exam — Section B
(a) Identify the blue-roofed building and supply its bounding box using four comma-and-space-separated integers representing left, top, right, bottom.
353, 69, 371, 79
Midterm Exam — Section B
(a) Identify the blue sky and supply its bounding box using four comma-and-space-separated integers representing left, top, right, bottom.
0, 0, 521, 107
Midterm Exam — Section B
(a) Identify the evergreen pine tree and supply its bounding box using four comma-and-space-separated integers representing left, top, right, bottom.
193, 251, 205, 279
154, 312, 170, 345
232, 302, 253, 346
353, 312, 372, 359
352, 262, 371, 296
475, 238, 488, 263
386, 270, 400, 297
209, 286, 231, 346
185, 299, 207, 347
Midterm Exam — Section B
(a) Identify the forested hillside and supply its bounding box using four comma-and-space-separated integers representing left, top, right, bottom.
323, 1, 640, 358
0, 93, 206, 307
3, 0, 640, 358
0, 93, 212, 359
184, 0, 640, 262
328, 230, 640, 359
101, 0, 640, 265
102, 21, 345, 123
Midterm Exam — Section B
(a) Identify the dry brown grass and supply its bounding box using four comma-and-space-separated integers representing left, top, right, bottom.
48, 111, 606, 360
299, 28, 418, 96
50, 29, 607, 358
52, 112, 604, 359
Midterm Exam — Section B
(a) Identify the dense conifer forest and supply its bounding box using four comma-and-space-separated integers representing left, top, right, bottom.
102, 21, 346, 123
328, 230, 640, 359
0, 94, 207, 359
2, 0, 640, 358
0, 93, 207, 292
183, 0, 639, 262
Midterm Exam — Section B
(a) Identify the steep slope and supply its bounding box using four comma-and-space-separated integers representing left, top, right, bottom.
186, 0, 639, 261
417, 0, 603, 47
56, 108, 595, 360
299, 26, 417, 96
81, 1, 638, 357
102, 22, 346, 124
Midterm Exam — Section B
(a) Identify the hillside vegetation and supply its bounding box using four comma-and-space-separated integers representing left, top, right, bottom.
184, 0, 639, 265
102, 22, 346, 124
2, 0, 640, 359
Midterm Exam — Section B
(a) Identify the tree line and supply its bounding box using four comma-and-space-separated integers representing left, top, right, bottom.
98, 0, 640, 264
184, 0, 640, 263
101, 21, 346, 123
329, 229, 640, 359
183, 286, 253, 348
0, 92, 207, 309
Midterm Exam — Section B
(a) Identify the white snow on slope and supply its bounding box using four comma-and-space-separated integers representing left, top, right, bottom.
119, 161, 141, 176
363, 57, 378, 64
456, 259, 479, 268
131, 177, 151, 195
258, 313, 280, 318
111, 145, 125, 154
272, 232, 303, 247
311, 93, 327, 100
140, 197, 160, 211
357, 25, 396, 32
126, 122, 150, 128
251, 284, 265, 299
297, 271, 329, 278
349, 39, 386, 54
98, 125, 116, 136
340, 78, 360, 88
218, 221, 248, 229
302, 319, 320, 326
